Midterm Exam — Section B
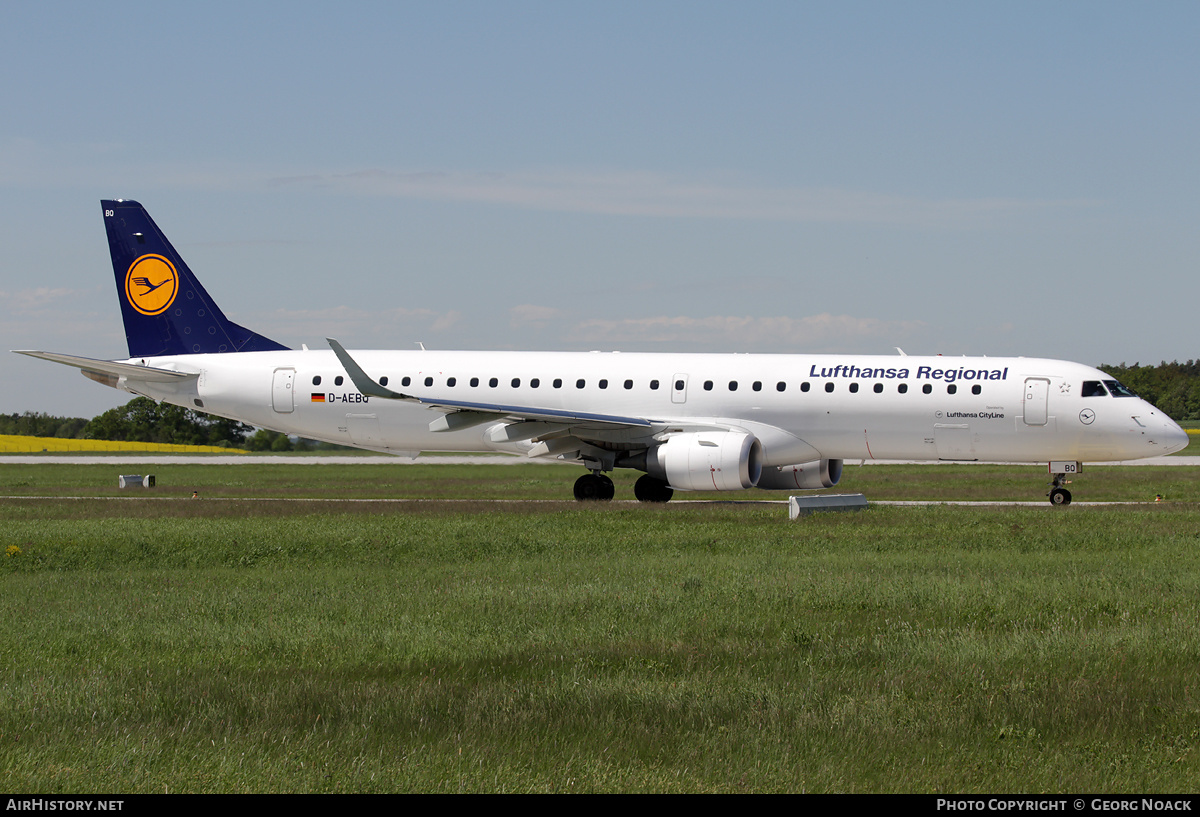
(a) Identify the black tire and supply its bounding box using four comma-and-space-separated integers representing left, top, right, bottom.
634, 474, 674, 503
1049, 487, 1072, 506
574, 473, 613, 501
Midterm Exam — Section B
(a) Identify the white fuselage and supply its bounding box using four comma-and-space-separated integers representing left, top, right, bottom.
114, 349, 1188, 466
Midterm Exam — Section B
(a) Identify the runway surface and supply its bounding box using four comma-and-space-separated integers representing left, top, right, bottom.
0, 495, 1162, 507
1, 454, 1197, 466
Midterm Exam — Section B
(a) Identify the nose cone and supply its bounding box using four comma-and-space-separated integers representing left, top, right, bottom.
1108, 400, 1190, 461
1159, 416, 1190, 455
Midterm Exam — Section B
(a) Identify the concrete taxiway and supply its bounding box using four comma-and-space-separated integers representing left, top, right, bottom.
0, 455, 1196, 466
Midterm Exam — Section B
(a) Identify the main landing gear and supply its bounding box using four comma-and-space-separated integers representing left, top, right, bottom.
572, 472, 675, 503
633, 474, 673, 503
1048, 473, 1072, 506
573, 472, 615, 501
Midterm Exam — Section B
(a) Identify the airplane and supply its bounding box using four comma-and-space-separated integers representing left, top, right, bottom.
14, 200, 1189, 505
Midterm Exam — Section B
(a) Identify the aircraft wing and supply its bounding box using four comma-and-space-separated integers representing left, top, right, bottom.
411, 397, 654, 428
13, 350, 199, 385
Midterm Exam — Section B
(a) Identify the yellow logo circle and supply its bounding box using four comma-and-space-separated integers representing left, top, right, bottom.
124, 255, 179, 316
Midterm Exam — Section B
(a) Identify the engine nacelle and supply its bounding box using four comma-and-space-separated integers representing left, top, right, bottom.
756, 459, 843, 490
645, 431, 763, 491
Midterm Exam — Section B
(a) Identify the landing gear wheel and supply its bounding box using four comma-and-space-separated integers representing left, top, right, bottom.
574, 473, 614, 501
634, 474, 674, 503
1048, 471, 1073, 506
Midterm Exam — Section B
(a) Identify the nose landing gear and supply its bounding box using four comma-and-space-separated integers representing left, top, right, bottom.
1048, 470, 1073, 506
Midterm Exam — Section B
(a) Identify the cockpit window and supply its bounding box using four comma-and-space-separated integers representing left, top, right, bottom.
1081, 381, 1107, 397
1104, 379, 1137, 397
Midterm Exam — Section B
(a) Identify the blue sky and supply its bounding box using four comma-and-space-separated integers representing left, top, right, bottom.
2, 1, 1198, 417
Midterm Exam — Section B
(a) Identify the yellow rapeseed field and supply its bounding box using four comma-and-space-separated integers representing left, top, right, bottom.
0, 435, 245, 454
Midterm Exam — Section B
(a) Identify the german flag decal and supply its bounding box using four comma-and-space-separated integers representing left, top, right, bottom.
311, 393, 326, 402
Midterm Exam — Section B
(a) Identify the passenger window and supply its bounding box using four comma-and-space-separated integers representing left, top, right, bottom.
401, 376, 412, 387
576, 379, 585, 389
650, 380, 660, 390
825, 382, 834, 393
379, 376, 388, 386
489, 377, 498, 388
898, 383, 908, 394
849, 383, 859, 393
470, 377, 479, 387
752, 381, 762, 392
531, 378, 540, 388
313, 375, 322, 385
424, 377, 433, 387
947, 384, 956, 395
972, 385, 981, 395
873, 383, 883, 393
800, 382, 810, 393
922, 384, 932, 394
624, 379, 633, 390
512, 378, 520, 388
704, 381, 714, 391
675, 380, 685, 391
447, 377, 456, 387
554, 379, 563, 389
335, 376, 344, 386
599, 379, 608, 389
777, 382, 786, 392
729, 381, 738, 391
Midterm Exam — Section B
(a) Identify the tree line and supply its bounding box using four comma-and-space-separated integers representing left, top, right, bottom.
1098, 360, 1200, 422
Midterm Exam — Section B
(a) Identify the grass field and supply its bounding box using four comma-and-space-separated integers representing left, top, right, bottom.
3, 461, 1200, 792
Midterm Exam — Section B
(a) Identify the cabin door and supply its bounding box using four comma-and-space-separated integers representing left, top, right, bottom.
1022, 377, 1049, 426
271, 368, 295, 414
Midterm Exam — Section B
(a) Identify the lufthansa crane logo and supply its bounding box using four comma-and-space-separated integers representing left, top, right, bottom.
124, 254, 179, 316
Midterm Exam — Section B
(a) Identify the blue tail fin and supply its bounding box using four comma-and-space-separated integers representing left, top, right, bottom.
102, 200, 290, 357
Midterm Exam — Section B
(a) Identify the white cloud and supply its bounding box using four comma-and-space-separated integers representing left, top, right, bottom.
257, 305, 464, 347
0, 138, 1096, 227
266, 168, 1094, 228
569, 313, 926, 349
509, 304, 563, 329
1, 287, 85, 313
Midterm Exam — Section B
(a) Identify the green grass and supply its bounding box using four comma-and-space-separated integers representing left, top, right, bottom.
3, 463, 1200, 792
0, 459, 1196, 502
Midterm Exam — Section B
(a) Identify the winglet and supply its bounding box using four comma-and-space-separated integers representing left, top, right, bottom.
326, 338, 415, 400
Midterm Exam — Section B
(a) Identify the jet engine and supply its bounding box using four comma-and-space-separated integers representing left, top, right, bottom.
644, 431, 763, 491
756, 459, 843, 490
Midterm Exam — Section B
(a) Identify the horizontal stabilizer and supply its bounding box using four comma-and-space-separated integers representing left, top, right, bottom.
13, 350, 198, 383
